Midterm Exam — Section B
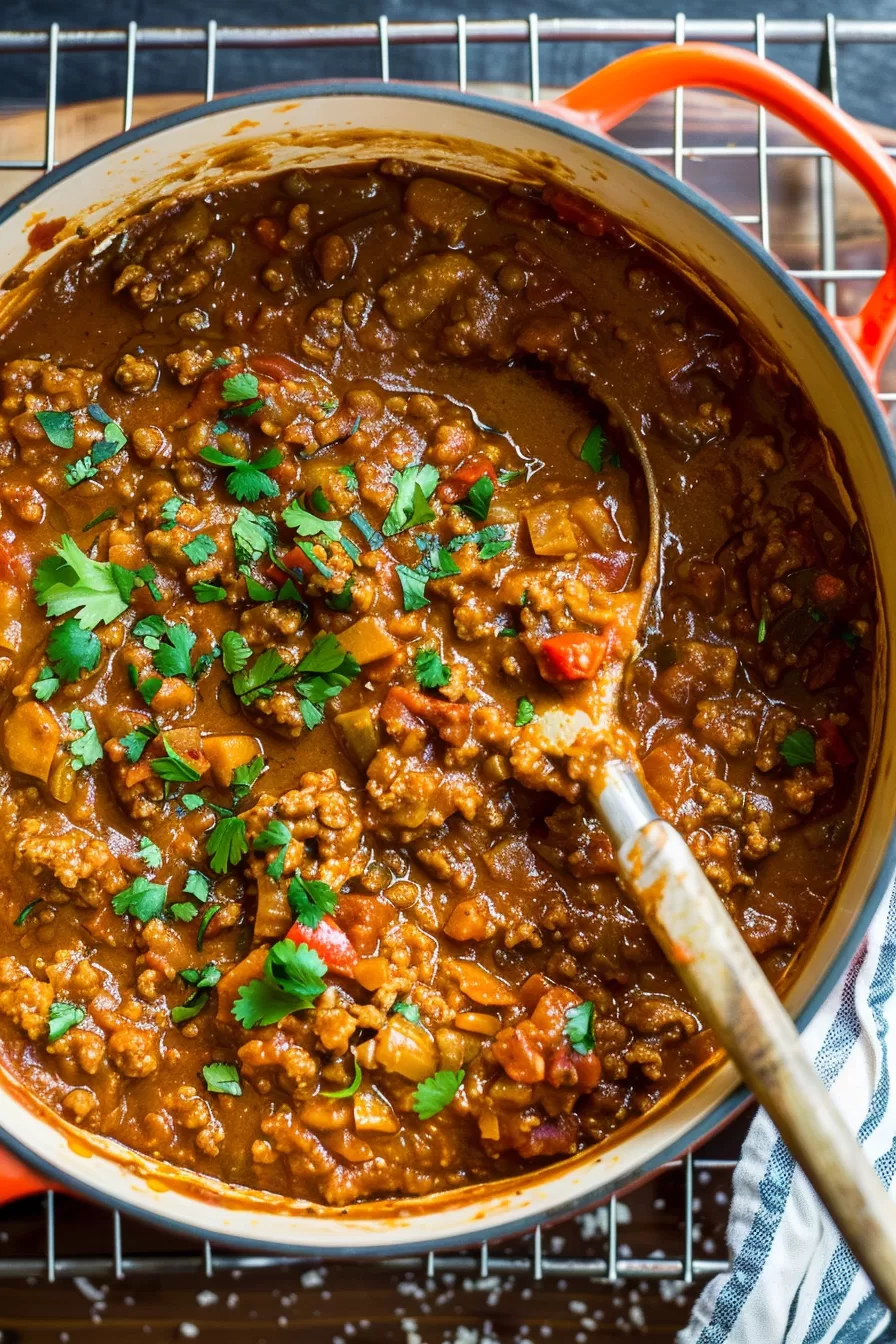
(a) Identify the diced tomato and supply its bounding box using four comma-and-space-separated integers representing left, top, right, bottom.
0, 533, 28, 585
265, 545, 313, 585
438, 454, 497, 504
335, 893, 396, 957
541, 631, 608, 681
286, 915, 358, 978
544, 187, 613, 238
183, 365, 230, 425
253, 216, 286, 252
813, 572, 848, 606
819, 717, 854, 768
250, 353, 306, 382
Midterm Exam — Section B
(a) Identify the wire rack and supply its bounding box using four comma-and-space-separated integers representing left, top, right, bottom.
0, 11, 891, 1290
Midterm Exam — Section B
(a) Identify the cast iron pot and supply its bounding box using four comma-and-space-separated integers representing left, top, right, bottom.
0, 44, 893, 1256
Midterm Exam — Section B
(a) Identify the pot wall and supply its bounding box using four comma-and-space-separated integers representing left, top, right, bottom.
0, 86, 892, 1254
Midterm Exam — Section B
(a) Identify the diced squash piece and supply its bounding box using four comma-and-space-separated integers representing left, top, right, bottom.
215, 946, 268, 1023
2, 701, 60, 782
454, 1011, 502, 1036
158, 726, 210, 777
336, 616, 400, 666
355, 956, 389, 991
524, 501, 578, 556
444, 958, 517, 1006
202, 734, 261, 788
478, 1111, 501, 1142
443, 897, 492, 942
301, 1097, 352, 1131
47, 754, 75, 804
374, 1014, 438, 1082
404, 177, 486, 244
107, 527, 148, 571
334, 706, 381, 767
354, 1086, 400, 1134
254, 874, 293, 941
569, 495, 619, 552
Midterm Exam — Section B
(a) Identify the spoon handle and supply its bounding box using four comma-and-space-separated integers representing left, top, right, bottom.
594, 760, 896, 1311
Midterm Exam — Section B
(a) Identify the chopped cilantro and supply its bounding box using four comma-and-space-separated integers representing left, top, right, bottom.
136, 676, 163, 707
138, 835, 163, 870
347, 509, 383, 551
414, 649, 450, 688
182, 533, 217, 566
46, 619, 102, 685
282, 498, 342, 543
231, 939, 328, 1029
310, 486, 331, 514
34, 534, 144, 630
152, 624, 198, 681
295, 540, 333, 580
132, 615, 167, 650
222, 371, 259, 403
293, 635, 360, 729
757, 617, 767, 644
206, 815, 248, 874
231, 508, 279, 566
221, 629, 252, 675
35, 409, 74, 450
515, 697, 535, 727
212, 356, 231, 369
338, 464, 359, 491
31, 667, 59, 701
202, 1061, 242, 1096
171, 964, 221, 1024
382, 464, 440, 537
47, 1001, 86, 1043
241, 568, 277, 602
68, 709, 103, 771
196, 903, 221, 950
200, 444, 282, 503
121, 721, 159, 764
232, 648, 294, 706
150, 737, 202, 784
65, 421, 127, 487
413, 1069, 464, 1120
391, 1000, 420, 1024
193, 582, 227, 603
14, 898, 42, 926
254, 819, 291, 881
458, 474, 493, 522
326, 580, 354, 613
82, 507, 117, 532
497, 468, 523, 486
287, 873, 338, 930
565, 1000, 595, 1054
320, 397, 339, 415
780, 728, 816, 768
231, 755, 266, 803
159, 497, 186, 530
322, 1060, 362, 1099
112, 875, 167, 922
580, 424, 606, 473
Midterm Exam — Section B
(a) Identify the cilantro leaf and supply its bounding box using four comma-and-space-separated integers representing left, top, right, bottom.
68, 709, 103, 771
82, 507, 117, 532
286, 874, 338, 930
222, 371, 259, 403
231, 939, 327, 1028
382, 464, 440, 537
293, 636, 360, 726
221, 629, 252, 675
391, 1000, 420, 1024
310, 486, 331, 514
414, 649, 450, 689
47, 618, 100, 682
458, 474, 493, 522
138, 835, 163, 870
281, 497, 342, 543
565, 1000, 595, 1054
294, 541, 333, 580
396, 565, 430, 611
322, 1060, 362, 1099
182, 533, 217, 566
780, 728, 816, 768
184, 870, 211, 903
202, 1061, 242, 1096
757, 617, 767, 644
326, 579, 354, 613
207, 815, 248, 875
34, 534, 133, 629
112, 875, 167, 922
197, 903, 221, 949
347, 509, 383, 551
253, 819, 291, 880
14, 899, 42, 926
338, 464, 358, 491
136, 676, 163, 707
515, 697, 535, 727
150, 737, 202, 784
580, 424, 606, 473
152, 624, 197, 681
160, 497, 185, 530
171, 963, 221, 1024
497, 468, 523, 486
121, 721, 159, 763
132, 615, 167, 650
231, 508, 279, 567
31, 667, 60, 701
297, 633, 357, 677
47, 1001, 85, 1043
231, 755, 266, 803
35, 409, 74, 450
232, 648, 294, 706
412, 1069, 464, 1120
194, 581, 227, 603
65, 421, 127, 487
200, 445, 282, 503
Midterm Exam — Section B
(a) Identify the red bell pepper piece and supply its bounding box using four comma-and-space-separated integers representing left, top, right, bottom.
250, 353, 306, 382
818, 717, 854, 768
265, 545, 314, 586
286, 915, 358, 978
541, 631, 608, 681
438, 454, 497, 504
544, 187, 613, 238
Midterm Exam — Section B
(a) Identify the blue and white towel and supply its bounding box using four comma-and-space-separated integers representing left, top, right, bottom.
680, 884, 896, 1344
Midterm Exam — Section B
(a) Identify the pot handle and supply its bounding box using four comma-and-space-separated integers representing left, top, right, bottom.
0, 1146, 49, 1202
554, 43, 896, 383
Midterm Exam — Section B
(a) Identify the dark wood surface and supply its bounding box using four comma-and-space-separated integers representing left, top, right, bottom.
0, 86, 888, 1340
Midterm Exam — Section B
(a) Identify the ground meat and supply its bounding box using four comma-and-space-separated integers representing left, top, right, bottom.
0, 956, 52, 1039
14, 819, 126, 907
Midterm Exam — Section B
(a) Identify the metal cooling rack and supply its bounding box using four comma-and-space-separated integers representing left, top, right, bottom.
0, 11, 890, 1287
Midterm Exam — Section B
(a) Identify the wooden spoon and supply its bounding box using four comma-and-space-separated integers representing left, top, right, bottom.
588, 404, 896, 1309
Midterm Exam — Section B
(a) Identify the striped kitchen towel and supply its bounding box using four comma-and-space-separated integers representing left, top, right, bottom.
680, 882, 896, 1344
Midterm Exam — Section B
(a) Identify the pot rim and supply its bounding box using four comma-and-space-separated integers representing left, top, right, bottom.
0, 77, 893, 1254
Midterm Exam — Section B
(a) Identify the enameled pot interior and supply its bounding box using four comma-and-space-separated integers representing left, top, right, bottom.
0, 87, 892, 1253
